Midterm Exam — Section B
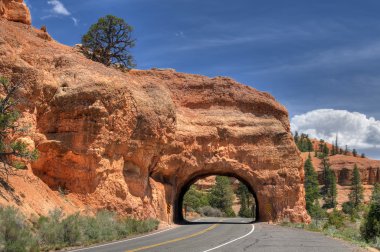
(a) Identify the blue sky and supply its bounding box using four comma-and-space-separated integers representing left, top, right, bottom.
26, 0, 380, 158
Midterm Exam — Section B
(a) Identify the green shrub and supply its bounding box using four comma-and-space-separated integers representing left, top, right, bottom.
0, 206, 159, 251
93, 211, 118, 241
183, 185, 210, 212
37, 209, 65, 248
198, 206, 223, 217
361, 183, 380, 242
342, 202, 354, 214
62, 214, 82, 245
0, 206, 37, 252
224, 208, 236, 217
325, 209, 345, 229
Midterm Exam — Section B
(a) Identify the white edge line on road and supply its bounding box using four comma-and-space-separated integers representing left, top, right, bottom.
68, 226, 177, 252
200, 224, 255, 252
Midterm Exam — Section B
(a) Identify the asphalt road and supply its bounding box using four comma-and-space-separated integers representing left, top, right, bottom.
68, 217, 366, 252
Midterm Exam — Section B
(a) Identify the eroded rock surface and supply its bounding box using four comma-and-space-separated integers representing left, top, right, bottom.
0, 0, 31, 24
0, 15, 309, 223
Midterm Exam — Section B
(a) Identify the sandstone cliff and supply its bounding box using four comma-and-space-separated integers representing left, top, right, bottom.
0, 2, 309, 223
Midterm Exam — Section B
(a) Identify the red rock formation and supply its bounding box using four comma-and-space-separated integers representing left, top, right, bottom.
0, 0, 31, 24
0, 12, 309, 223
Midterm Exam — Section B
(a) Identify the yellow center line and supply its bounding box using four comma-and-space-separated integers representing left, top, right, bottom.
125, 223, 220, 252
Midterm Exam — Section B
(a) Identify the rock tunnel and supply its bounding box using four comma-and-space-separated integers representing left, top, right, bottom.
174, 172, 259, 223
2, 17, 311, 223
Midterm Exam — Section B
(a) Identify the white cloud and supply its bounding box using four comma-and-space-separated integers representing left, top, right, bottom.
291, 109, 380, 150
71, 17, 78, 26
47, 0, 70, 16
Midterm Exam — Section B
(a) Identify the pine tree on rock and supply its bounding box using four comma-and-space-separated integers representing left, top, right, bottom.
81, 15, 136, 69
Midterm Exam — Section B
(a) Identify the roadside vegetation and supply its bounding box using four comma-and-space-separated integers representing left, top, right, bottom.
283, 133, 380, 249
183, 176, 255, 218
0, 206, 159, 252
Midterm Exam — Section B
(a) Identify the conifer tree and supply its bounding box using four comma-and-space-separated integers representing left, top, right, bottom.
294, 131, 299, 144
209, 176, 235, 217
361, 183, 380, 241
237, 182, 253, 218
352, 149, 358, 157
323, 143, 330, 156
349, 164, 364, 208
344, 145, 349, 155
319, 140, 325, 154
331, 143, 336, 156
82, 15, 136, 68
334, 134, 339, 155
304, 155, 320, 215
307, 138, 314, 152
321, 157, 337, 208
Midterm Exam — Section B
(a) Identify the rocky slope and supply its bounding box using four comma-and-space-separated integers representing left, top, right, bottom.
0, 1, 309, 223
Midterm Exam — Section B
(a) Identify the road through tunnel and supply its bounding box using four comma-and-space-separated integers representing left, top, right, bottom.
173, 173, 259, 224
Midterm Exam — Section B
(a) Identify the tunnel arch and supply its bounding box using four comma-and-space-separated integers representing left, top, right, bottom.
173, 171, 259, 224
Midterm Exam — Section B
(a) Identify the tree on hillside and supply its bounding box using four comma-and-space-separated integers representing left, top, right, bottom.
361, 183, 380, 242
81, 15, 136, 69
331, 143, 336, 156
361, 153, 366, 158
209, 176, 235, 217
319, 139, 325, 154
323, 143, 330, 157
304, 155, 322, 217
321, 157, 337, 208
343, 164, 364, 215
349, 164, 364, 208
0, 77, 38, 179
293, 131, 299, 144
352, 149, 358, 157
344, 145, 349, 155
294, 133, 314, 152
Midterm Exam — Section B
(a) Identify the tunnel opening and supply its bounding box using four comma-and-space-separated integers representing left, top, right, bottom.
174, 174, 259, 224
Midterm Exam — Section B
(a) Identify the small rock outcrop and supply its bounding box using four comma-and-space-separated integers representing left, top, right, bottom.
0, 10, 309, 223
0, 0, 31, 25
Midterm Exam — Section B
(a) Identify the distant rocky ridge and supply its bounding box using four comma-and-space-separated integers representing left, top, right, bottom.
301, 152, 380, 206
